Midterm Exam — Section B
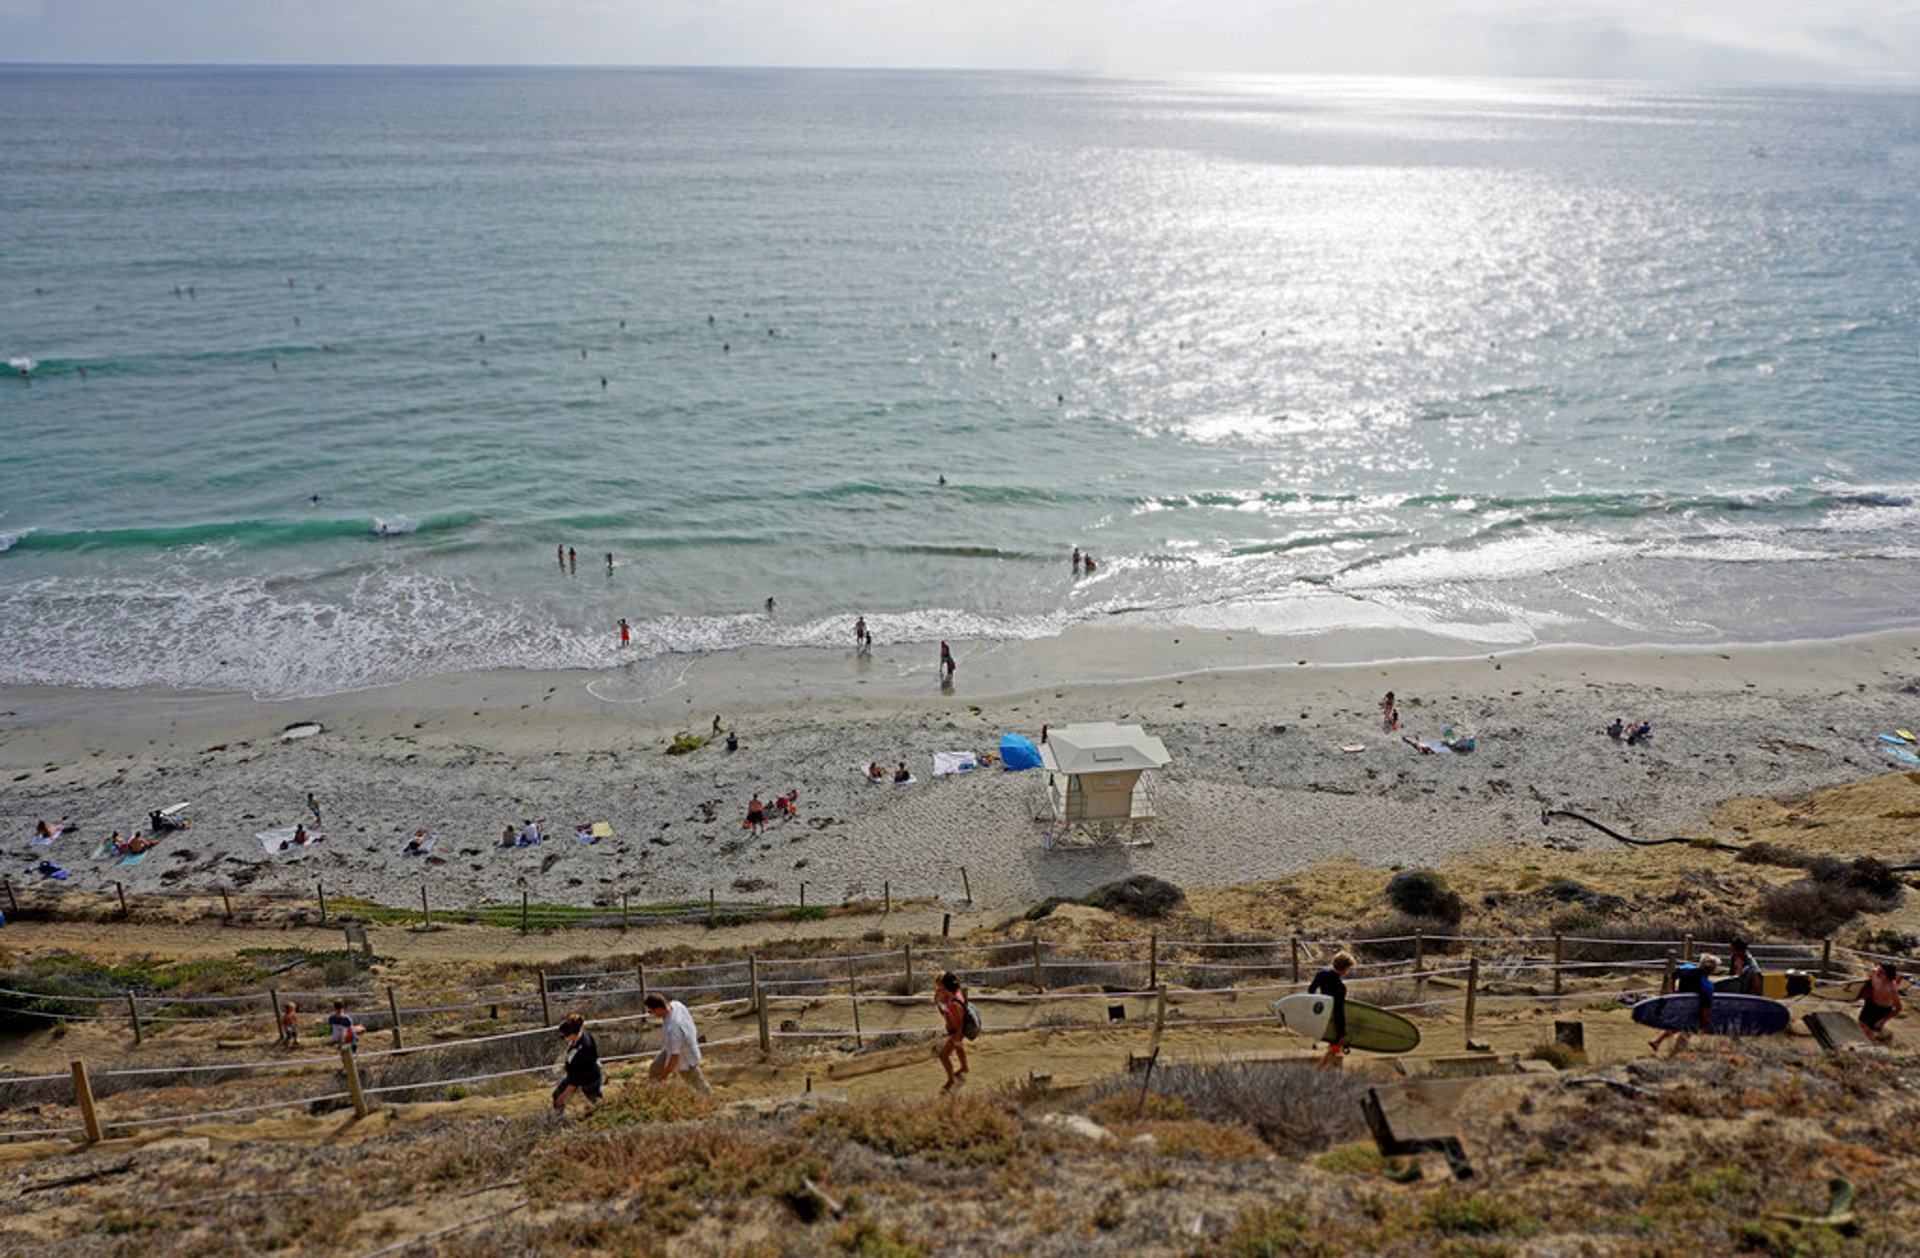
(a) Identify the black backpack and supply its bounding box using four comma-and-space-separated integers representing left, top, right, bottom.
961, 996, 982, 1041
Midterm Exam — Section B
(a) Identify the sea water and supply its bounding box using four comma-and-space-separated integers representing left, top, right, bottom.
1, 67, 1917, 699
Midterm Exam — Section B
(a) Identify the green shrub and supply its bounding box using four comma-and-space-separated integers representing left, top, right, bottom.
664, 731, 707, 756
1386, 870, 1464, 925
1083, 875, 1184, 917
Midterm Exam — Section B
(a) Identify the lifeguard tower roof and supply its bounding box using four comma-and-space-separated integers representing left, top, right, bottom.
1041, 722, 1171, 775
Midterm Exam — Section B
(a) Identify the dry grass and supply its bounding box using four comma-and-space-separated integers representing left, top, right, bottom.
800, 1095, 1029, 1169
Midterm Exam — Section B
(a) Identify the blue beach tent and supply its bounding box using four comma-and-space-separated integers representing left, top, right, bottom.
999, 733, 1043, 770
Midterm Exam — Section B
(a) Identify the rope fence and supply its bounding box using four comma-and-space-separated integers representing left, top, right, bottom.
1, 922, 1900, 1148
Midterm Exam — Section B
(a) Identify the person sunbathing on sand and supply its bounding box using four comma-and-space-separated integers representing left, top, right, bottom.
403, 829, 430, 854
893, 762, 911, 783
868, 762, 886, 781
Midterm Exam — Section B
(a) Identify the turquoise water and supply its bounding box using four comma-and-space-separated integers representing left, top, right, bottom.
2, 67, 1918, 698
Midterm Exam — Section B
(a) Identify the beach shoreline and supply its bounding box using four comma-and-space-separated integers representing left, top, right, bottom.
3, 625, 1918, 918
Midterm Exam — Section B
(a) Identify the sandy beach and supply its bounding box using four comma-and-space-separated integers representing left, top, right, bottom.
4, 624, 1918, 918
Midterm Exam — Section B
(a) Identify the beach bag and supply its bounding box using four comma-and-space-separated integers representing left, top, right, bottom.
961, 997, 981, 1041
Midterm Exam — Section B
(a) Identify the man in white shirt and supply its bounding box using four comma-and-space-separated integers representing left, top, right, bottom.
644, 993, 713, 1093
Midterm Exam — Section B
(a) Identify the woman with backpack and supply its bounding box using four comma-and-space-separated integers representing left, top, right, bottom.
934, 972, 972, 1092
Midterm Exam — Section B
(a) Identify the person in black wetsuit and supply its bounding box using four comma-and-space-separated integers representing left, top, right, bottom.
1307, 951, 1355, 1069
552, 1013, 603, 1113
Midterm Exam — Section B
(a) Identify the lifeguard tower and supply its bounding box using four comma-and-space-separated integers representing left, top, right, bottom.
1038, 722, 1171, 848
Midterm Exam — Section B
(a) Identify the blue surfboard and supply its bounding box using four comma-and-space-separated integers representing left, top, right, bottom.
1630, 993, 1790, 1036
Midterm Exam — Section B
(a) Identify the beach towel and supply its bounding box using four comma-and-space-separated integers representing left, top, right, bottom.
119, 850, 150, 867
399, 831, 439, 856
29, 822, 74, 848
256, 827, 326, 856
27, 861, 68, 880
1404, 736, 1454, 756
932, 751, 978, 776
574, 822, 612, 844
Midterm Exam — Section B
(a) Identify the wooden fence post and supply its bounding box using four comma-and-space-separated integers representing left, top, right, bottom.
1683, 934, 1694, 963
636, 964, 647, 1006
903, 943, 915, 994
126, 993, 142, 1045
1662, 951, 1677, 993
961, 867, 972, 905
72, 1061, 102, 1143
340, 1046, 368, 1118
1553, 934, 1565, 997
1148, 933, 1158, 990
757, 995, 772, 1055
847, 959, 863, 1049
537, 970, 551, 1027
799, 882, 806, 909
1153, 984, 1169, 1037
1031, 936, 1046, 991
941, 913, 950, 938
1464, 956, 1480, 1046
221, 887, 233, 921
420, 885, 430, 928
386, 986, 405, 1050
114, 881, 128, 918
749, 954, 761, 1013
1290, 937, 1301, 984
317, 881, 328, 925
269, 988, 284, 1042
1821, 937, 1833, 980
884, 881, 891, 915
3, 875, 17, 918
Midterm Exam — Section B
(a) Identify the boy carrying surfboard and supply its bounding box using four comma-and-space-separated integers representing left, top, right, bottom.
1650, 954, 1717, 1053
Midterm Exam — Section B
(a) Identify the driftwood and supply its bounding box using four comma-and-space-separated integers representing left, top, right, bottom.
21, 1157, 136, 1193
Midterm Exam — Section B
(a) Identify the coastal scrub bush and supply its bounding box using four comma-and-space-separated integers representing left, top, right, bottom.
664, 731, 706, 756
1214, 1204, 1339, 1258
1761, 859, 1903, 938
1758, 882, 1883, 938
1082, 874, 1184, 917
535, 1125, 821, 1233
1081, 1060, 1367, 1157
1734, 841, 1817, 870
801, 1096, 1024, 1168
1386, 870, 1464, 925
1349, 912, 1462, 962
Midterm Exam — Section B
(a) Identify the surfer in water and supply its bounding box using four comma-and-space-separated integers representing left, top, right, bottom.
1307, 952, 1355, 1068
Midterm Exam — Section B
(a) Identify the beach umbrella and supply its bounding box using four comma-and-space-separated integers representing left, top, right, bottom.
999, 733, 1043, 770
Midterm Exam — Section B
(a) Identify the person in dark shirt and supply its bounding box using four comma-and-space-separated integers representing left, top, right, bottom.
1725, 939, 1762, 996
552, 1013, 603, 1112
1307, 951, 1355, 1069
1651, 954, 1718, 1053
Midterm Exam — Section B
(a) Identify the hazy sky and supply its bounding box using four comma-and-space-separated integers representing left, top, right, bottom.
4, 0, 1917, 83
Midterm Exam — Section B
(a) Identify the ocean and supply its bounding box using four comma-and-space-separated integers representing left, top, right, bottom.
2, 67, 1917, 699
